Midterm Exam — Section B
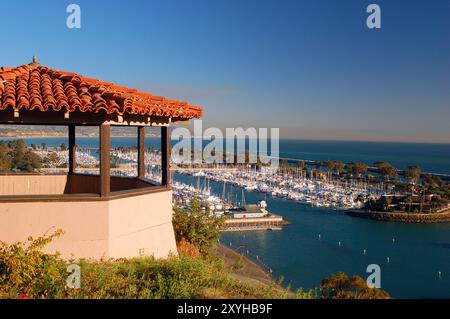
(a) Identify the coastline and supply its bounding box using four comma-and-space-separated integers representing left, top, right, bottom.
345, 209, 450, 223
216, 243, 278, 288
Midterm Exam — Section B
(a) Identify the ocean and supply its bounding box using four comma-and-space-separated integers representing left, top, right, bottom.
5, 136, 450, 298
9, 137, 450, 174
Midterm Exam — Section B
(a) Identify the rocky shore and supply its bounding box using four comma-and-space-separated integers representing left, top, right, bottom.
345, 209, 450, 223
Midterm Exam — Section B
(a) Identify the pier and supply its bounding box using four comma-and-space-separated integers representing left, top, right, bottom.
222, 215, 289, 232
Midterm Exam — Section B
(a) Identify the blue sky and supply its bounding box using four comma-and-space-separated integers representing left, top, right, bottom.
1, 0, 449, 142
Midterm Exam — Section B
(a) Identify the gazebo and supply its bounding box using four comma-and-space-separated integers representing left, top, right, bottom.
0, 57, 202, 259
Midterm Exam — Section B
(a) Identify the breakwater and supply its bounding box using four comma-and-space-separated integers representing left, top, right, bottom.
345, 209, 450, 223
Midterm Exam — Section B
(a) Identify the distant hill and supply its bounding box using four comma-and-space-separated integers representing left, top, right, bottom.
0, 125, 161, 138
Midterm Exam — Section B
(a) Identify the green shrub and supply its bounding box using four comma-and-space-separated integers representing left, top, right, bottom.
320, 272, 390, 299
172, 198, 225, 254
0, 229, 67, 298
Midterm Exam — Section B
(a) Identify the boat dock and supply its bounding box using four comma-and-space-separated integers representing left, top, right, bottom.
221, 214, 289, 232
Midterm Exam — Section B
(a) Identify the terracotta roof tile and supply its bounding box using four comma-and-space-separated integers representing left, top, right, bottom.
0, 62, 203, 119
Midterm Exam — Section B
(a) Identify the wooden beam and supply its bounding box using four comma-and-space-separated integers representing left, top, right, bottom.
161, 126, 170, 187
99, 124, 111, 197
138, 126, 146, 180
0, 109, 171, 126
68, 124, 76, 174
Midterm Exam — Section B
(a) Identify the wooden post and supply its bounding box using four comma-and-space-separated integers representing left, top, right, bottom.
100, 124, 111, 197
161, 126, 170, 187
68, 124, 76, 174
138, 126, 146, 180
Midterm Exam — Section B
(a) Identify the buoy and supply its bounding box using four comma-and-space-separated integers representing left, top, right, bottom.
363, 249, 367, 256
338, 241, 342, 248
318, 234, 321, 240
438, 271, 442, 279
386, 257, 390, 263
392, 238, 395, 244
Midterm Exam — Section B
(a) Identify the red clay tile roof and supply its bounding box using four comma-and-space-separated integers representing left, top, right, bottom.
0, 61, 202, 119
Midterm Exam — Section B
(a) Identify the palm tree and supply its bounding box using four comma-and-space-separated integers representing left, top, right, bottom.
351, 162, 368, 178
405, 196, 413, 213
405, 165, 421, 185
382, 196, 392, 211
334, 161, 345, 176
323, 160, 335, 172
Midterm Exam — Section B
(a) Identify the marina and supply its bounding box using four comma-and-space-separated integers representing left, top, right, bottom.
176, 166, 380, 210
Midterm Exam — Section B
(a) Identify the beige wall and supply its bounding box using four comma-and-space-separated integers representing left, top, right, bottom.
0, 190, 177, 260
108, 191, 178, 259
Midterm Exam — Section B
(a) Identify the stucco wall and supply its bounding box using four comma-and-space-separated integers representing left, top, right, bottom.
0, 200, 109, 259
108, 190, 178, 259
0, 190, 177, 260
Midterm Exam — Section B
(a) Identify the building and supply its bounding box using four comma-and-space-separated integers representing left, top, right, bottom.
229, 201, 269, 219
0, 57, 202, 259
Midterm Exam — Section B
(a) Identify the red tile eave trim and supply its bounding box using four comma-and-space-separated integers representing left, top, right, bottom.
0, 63, 203, 119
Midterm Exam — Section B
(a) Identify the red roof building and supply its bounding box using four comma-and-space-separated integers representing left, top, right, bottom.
0, 57, 202, 260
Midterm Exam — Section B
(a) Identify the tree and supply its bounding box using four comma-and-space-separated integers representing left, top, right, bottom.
21, 151, 42, 172
349, 162, 368, 178
323, 160, 335, 172
297, 160, 306, 171
2, 139, 42, 172
172, 197, 225, 254
320, 272, 390, 299
375, 161, 398, 182
381, 195, 393, 211
404, 195, 414, 213
0, 142, 12, 172
405, 165, 421, 185
279, 159, 288, 167
334, 161, 345, 175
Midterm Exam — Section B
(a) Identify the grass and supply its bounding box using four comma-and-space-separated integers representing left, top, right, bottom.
0, 232, 315, 299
